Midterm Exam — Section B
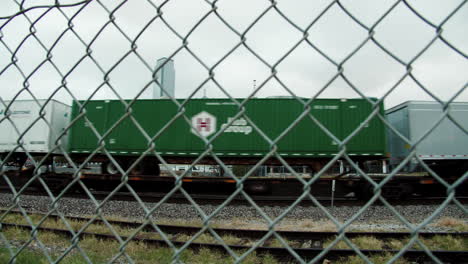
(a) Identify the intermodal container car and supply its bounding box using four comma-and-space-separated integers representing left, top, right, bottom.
386, 101, 468, 176
68, 98, 386, 174
0, 100, 70, 165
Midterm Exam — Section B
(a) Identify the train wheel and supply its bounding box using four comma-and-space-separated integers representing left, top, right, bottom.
102, 161, 120, 175
143, 161, 160, 176
14, 154, 28, 168
396, 183, 413, 199
354, 182, 374, 201
245, 182, 271, 195
128, 159, 144, 175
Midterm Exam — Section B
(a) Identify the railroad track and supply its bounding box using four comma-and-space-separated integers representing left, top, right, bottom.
2, 170, 466, 207
1, 186, 466, 207
1, 209, 467, 263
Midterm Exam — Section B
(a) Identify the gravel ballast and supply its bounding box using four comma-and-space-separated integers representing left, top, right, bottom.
0, 193, 466, 231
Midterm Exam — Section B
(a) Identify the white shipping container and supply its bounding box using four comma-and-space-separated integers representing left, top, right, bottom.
0, 100, 70, 154
386, 101, 468, 165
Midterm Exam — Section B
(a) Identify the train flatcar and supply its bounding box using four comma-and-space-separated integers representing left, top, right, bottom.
2, 98, 465, 199
67, 98, 387, 175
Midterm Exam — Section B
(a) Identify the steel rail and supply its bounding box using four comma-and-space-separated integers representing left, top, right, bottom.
1, 222, 467, 263
2, 209, 467, 242
1, 186, 466, 207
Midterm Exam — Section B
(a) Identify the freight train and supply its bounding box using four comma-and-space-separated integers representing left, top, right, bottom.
1, 98, 467, 180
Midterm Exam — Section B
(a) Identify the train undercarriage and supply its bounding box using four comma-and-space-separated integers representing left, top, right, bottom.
2, 153, 466, 201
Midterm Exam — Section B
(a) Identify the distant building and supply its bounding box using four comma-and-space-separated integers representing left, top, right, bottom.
153, 58, 175, 98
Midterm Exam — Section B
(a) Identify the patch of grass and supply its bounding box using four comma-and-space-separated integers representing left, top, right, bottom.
433, 217, 468, 231
212, 219, 338, 232
349, 227, 410, 233
77, 235, 121, 263
324, 235, 468, 252
70, 219, 165, 240
418, 236, 468, 251
386, 238, 410, 250
36, 232, 69, 248
276, 220, 337, 232
220, 234, 246, 245
154, 218, 203, 228
1, 212, 49, 227
135, 230, 164, 240
180, 232, 252, 246
2, 227, 108, 263
174, 233, 219, 244
324, 236, 384, 250
19, 211, 468, 263
333, 253, 410, 264
211, 218, 268, 230
185, 248, 228, 264
268, 238, 301, 248
257, 253, 279, 264
1, 213, 25, 224
2, 212, 151, 238
126, 242, 248, 264
323, 237, 349, 249
81, 240, 280, 264
128, 245, 175, 264
232, 250, 280, 264
352, 236, 385, 250
0, 227, 283, 263
53, 253, 94, 264
0, 247, 49, 264
81, 222, 120, 235
2, 227, 31, 241
99, 214, 136, 223
67, 220, 88, 232
0, 216, 284, 264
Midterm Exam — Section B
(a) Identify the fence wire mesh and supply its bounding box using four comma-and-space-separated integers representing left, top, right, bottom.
0, 0, 467, 263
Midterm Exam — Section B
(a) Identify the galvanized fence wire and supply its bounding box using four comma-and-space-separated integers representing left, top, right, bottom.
0, 0, 467, 263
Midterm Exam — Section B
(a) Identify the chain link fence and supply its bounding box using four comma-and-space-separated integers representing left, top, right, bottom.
1, 0, 467, 263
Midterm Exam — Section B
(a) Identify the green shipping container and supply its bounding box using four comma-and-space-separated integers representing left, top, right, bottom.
68, 98, 386, 158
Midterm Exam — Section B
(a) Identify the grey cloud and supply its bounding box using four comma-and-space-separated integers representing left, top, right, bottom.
0, 0, 466, 108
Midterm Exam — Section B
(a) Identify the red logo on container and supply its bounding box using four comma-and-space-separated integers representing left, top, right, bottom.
197, 118, 211, 132
191, 111, 216, 137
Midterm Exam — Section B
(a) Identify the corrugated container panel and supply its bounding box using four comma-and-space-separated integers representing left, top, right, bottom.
0, 100, 70, 154
341, 99, 386, 154
68, 98, 386, 157
386, 105, 410, 163
386, 101, 468, 162
68, 101, 109, 151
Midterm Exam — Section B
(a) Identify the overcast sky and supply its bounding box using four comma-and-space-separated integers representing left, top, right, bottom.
0, 0, 467, 109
